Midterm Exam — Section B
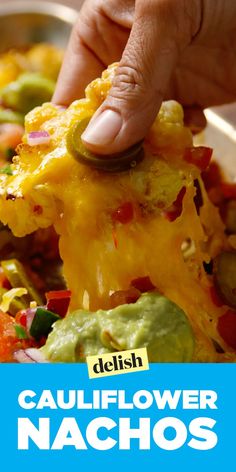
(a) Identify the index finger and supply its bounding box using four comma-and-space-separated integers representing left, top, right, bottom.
52, 23, 104, 105
52, 1, 131, 105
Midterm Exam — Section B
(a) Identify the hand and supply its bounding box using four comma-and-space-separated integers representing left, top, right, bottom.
53, 0, 236, 154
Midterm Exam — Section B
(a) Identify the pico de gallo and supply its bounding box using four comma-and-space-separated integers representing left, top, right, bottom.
0, 43, 65, 361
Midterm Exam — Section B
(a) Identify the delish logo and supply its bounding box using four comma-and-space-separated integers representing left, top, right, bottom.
86, 348, 149, 378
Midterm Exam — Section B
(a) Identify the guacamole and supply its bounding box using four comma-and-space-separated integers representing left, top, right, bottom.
41, 292, 194, 363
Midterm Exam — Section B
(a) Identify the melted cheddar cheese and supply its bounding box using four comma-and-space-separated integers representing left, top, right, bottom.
0, 64, 234, 362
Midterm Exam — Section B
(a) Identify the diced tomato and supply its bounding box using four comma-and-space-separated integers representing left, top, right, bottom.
209, 286, 225, 307
164, 187, 186, 222
20, 314, 27, 328
0, 311, 17, 362
15, 310, 27, 328
46, 289, 72, 299
0, 309, 41, 362
164, 211, 178, 222
202, 162, 223, 190
109, 287, 141, 308
46, 289, 71, 317
207, 187, 224, 206
15, 307, 36, 332
131, 276, 155, 293
175, 187, 186, 207
38, 336, 47, 348
33, 205, 43, 215
184, 146, 213, 171
220, 183, 236, 200
112, 202, 134, 224
217, 310, 236, 350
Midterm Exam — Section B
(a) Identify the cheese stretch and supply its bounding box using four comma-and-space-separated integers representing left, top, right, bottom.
0, 64, 233, 362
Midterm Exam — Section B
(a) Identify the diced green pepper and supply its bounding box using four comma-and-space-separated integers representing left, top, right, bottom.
30, 307, 61, 340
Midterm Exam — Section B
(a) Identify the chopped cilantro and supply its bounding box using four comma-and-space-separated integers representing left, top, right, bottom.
14, 324, 28, 340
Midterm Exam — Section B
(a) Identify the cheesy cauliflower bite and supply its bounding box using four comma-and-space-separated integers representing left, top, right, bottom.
0, 64, 233, 362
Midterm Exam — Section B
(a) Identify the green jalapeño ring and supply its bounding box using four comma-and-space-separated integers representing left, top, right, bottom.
66, 116, 144, 172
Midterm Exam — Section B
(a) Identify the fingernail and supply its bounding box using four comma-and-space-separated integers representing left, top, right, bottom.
81, 110, 122, 146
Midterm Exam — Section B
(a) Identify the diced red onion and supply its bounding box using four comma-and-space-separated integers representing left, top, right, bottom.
27, 131, 51, 146
13, 350, 35, 363
14, 348, 49, 364
26, 348, 49, 363
26, 307, 37, 331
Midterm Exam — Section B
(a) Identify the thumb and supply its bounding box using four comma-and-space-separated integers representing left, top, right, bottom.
81, 0, 201, 155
